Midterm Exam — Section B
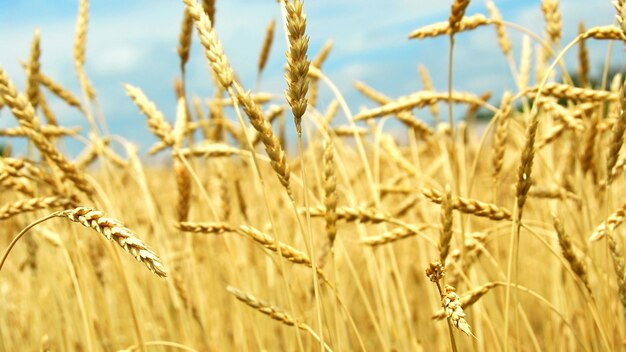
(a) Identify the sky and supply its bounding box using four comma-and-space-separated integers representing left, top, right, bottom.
0, 0, 624, 157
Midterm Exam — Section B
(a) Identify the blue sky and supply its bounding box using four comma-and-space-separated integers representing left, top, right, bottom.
0, 0, 623, 156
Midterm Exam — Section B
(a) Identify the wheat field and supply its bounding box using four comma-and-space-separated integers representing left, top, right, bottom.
1, 0, 625, 351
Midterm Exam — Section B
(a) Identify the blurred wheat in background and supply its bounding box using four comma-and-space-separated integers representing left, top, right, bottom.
0, 0, 626, 351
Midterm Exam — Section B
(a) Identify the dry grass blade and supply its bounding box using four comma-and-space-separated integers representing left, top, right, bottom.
58, 207, 167, 277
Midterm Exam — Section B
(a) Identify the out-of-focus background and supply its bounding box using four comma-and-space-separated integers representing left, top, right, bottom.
0, 0, 622, 155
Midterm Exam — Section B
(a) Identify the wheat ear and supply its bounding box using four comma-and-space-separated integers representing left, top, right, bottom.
0, 69, 94, 197
0, 196, 74, 221
58, 207, 167, 277
183, 0, 233, 89
25, 29, 42, 110
257, 18, 276, 78
74, 0, 96, 99
285, 0, 310, 136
